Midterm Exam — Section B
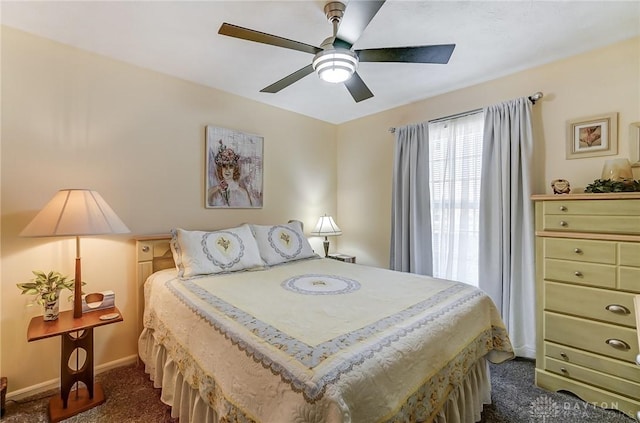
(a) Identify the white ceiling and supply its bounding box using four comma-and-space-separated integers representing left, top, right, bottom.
2, 1, 639, 124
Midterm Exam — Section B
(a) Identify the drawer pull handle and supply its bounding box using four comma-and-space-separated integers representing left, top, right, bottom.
559, 221, 568, 227
573, 248, 582, 254
142, 245, 150, 253
605, 304, 630, 315
560, 352, 568, 359
574, 271, 583, 277
606, 339, 630, 351
559, 206, 567, 211
560, 367, 568, 373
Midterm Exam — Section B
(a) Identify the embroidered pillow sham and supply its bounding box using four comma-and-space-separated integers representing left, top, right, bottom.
250, 221, 317, 266
171, 224, 264, 278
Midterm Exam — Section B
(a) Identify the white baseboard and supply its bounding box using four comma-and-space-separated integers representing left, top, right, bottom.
6, 354, 138, 401
94, 354, 139, 374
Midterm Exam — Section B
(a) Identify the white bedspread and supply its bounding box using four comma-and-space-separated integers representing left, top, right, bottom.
139, 258, 513, 423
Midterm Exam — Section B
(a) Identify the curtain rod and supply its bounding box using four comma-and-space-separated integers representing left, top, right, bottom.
388, 91, 543, 133
428, 108, 482, 125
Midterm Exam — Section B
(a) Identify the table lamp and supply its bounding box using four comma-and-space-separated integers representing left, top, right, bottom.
311, 215, 342, 257
20, 189, 130, 318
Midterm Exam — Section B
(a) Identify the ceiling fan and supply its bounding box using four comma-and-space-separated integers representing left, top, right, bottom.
218, 1, 455, 103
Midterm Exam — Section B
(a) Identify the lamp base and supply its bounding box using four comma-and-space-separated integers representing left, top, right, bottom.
323, 238, 330, 257
74, 257, 82, 319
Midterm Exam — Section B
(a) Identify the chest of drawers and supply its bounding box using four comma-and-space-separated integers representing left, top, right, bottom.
533, 193, 640, 418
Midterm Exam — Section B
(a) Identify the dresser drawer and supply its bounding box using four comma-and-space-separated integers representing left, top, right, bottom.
544, 259, 615, 288
620, 243, 640, 267
544, 356, 640, 399
543, 238, 615, 264
542, 215, 640, 234
619, 267, 640, 293
545, 312, 638, 363
545, 341, 640, 383
545, 282, 636, 327
543, 199, 640, 216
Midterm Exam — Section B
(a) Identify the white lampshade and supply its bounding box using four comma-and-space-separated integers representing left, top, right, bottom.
601, 158, 633, 182
20, 189, 130, 237
312, 49, 358, 83
311, 215, 342, 237
21, 189, 129, 319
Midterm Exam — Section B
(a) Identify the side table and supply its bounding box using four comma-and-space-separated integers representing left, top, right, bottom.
27, 306, 123, 422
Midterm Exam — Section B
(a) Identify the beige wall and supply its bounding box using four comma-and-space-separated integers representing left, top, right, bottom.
337, 37, 640, 267
0, 27, 337, 394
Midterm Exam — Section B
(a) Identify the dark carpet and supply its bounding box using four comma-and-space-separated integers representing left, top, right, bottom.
2, 358, 635, 422
480, 358, 634, 423
2, 363, 176, 423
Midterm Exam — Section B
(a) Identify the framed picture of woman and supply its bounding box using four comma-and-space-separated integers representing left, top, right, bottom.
205, 126, 264, 208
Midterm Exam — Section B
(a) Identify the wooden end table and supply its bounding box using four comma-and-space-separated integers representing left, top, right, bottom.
27, 307, 123, 422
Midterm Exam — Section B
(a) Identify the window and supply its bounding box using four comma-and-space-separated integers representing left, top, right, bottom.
428, 111, 484, 286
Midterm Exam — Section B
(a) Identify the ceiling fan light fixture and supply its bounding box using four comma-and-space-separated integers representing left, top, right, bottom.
312, 48, 358, 83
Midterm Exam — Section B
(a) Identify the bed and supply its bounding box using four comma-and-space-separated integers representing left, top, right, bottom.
135, 222, 514, 423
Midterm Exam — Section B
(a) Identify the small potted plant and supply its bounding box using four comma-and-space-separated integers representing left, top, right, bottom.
16, 271, 76, 321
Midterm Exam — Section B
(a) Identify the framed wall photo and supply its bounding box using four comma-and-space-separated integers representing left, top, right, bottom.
630, 121, 640, 168
566, 112, 618, 159
205, 126, 264, 208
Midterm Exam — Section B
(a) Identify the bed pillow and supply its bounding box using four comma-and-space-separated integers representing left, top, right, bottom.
250, 221, 318, 265
171, 224, 264, 278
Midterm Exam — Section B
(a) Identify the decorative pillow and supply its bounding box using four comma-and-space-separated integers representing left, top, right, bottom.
171, 224, 264, 278
250, 221, 318, 266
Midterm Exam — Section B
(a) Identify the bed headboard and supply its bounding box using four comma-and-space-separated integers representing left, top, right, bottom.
134, 220, 304, 336
135, 234, 173, 337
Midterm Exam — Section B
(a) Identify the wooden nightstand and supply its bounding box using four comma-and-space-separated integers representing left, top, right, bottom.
27, 307, 123, 422
327, 253, 356, 263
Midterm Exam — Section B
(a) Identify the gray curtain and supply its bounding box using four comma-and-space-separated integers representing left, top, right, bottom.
478, 97, 536, 358
389, 123, 433, 275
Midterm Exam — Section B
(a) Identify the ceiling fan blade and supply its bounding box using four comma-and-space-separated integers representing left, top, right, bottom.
219, 23, 322, 55
335, 1, 386, 48
344, 72, 373, 103
260, 64, 315, 93
357, 44, 456, 64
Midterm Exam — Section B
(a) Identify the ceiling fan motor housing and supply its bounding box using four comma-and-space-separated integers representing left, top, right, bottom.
324, 2, 346, 24
314, 2, 357, 84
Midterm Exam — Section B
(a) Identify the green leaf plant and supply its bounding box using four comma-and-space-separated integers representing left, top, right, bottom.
584, 179, 640, 193
16, 270, 80, 305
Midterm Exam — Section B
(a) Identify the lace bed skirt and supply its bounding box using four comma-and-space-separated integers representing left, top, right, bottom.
140, 328, 492, 423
